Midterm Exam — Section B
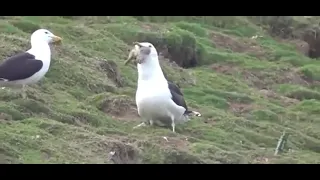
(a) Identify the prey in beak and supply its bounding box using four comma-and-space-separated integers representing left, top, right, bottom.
124, 42, 151, 65
51, 35, 62, 44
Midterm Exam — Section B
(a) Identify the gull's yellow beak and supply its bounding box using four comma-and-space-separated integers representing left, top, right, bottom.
51, 35, 62, 44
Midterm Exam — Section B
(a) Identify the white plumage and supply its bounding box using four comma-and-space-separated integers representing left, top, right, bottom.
125, 42, 201, 132
0, 29, 62, 98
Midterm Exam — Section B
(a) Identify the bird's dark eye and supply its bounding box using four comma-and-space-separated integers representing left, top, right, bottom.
45, 32, 49, 34
149, 45, 152, 48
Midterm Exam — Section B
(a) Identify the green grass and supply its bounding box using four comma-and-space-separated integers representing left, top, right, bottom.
1, 16, 320, 164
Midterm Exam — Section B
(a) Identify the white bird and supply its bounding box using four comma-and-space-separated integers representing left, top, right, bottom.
125, 42, 201, 133
0, 29, 62, 98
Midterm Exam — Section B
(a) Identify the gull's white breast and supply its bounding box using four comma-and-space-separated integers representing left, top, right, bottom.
136, 80, 172, 119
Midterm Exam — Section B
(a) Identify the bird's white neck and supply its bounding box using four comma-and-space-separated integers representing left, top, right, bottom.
137, 54, 167, 83
28, 40, 51, 62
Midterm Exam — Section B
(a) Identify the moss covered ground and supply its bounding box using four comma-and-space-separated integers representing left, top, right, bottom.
0, 16, 319, 164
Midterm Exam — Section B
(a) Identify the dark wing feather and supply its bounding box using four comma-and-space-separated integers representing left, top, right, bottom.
0, 52, 43, 81
168, 81, 183, 96
168, 81, 188, 112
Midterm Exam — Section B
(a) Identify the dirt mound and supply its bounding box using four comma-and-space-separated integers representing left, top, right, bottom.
302, 27, 320, 58
107, 141, 141, 164
278, 25, 320, 59
98, 94, 138, 120
282, 39, 310, 56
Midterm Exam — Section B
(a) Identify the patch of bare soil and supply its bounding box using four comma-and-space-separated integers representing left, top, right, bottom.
259, 89, 299, 106
137, 23, 165, 33
211, 64, 300, 106
211, 63, 310, 90
211, 64, 238, 75
99, 95, 139, 121
211, 64, 268, 89
281, 69, 310, 85
241, 68, 310, 90
156, 136, 190, 151
229, 103, 255, 115
210, 31, 266, 58
98, 59, 125, 87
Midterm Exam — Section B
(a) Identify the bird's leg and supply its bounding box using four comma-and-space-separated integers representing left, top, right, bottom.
171, 121, 175, 133
170, 114, 176, 133
169, 114, 176, 133
171, 116, 176, 133
149, 120, 154, 126
133, 122, 146, 129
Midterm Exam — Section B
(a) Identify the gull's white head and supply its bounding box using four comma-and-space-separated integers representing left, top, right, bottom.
30, 29, 62, 45
124, 42, 158, 65
125, 41, 166, 81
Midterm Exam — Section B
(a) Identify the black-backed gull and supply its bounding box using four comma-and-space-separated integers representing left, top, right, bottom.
125, 42, 201, 132
0, 29, 62, 98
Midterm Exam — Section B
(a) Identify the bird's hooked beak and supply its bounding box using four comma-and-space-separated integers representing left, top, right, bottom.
51, 35, 62, 44
124, 42, 151, 65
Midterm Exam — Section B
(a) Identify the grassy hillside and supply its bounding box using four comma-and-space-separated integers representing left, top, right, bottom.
1, 16, 320, 164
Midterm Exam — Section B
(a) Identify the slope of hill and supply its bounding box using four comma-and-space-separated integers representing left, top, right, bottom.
0, 16, 319, 164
